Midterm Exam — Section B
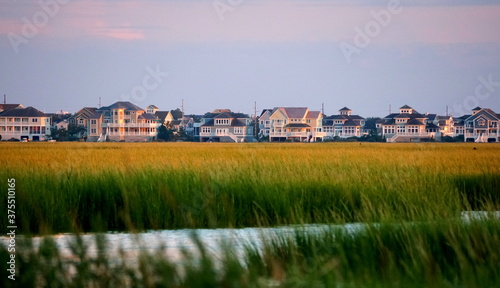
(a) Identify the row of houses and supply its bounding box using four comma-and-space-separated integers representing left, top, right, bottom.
0, 101, 499, 143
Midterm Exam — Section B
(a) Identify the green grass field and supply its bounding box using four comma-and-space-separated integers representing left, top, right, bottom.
1, 142, 499, 287
1, 142, 499, 233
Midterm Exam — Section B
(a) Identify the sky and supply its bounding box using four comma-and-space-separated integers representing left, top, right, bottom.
1, 0, 500, 117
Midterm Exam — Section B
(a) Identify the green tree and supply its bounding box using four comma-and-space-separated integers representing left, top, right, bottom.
67, 123, 86, 138
157, 125, 174, 141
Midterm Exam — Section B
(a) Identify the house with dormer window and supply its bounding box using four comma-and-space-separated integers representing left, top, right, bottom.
70, 101, 160, 142
266, 107, 324, 142
464, 107, 499, 142
381, 105, 431, 142
199, 110, 254, 142
323, 107, 365, 139
258, 109, 274, 138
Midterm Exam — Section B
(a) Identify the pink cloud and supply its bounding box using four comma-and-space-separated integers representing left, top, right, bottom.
2, 1, 500, 46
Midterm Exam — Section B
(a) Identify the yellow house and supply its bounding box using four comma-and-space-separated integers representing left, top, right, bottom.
268, 107, 324, 142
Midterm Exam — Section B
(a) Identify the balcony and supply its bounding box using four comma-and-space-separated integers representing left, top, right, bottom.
270, 132, 326, 138
464, 132, 499, 138
106, 131, 156, 136
103, 123, 160, 128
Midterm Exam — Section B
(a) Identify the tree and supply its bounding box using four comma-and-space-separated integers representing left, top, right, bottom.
157, 125, 174, 141
67, 123, 86, 138
362, 117, 383, 142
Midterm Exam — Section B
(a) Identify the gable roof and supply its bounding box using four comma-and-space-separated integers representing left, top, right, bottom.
280, 107, 308, 119
212, 109, 231, 114
407, 119, 425, 125
155, 111, 170, 122
426, 123, 439, 129
306, 111, 321, 119
466, 109, 499, 122
201, 118, 247, 127
260, 109, 274, 117
100, 101, 144, 111
400, 104, 413, 109
214, 112, 234, 119
343, 119, 359, 126
394, 114, 410, 119
0, 106, 46, 117
339, 107, 351, 111
138, 113, 158, 120
0, 104, 24, 112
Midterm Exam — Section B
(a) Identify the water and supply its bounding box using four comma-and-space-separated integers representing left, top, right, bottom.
3, 211, 497, 264
24, 223, 363, 264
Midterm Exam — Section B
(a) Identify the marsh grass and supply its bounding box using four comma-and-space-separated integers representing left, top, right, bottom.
1, 142, 499, 233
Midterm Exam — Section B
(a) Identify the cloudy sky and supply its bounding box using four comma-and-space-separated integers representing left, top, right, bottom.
1, 0, 499, 117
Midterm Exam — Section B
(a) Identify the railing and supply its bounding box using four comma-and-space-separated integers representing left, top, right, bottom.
103, 123, 160, 128
1, 122, 49, 126
270, 132, 326, 138
200, 132, 246, 137
386, 132, 436, 143
464, 132, 499, 138
324, 132, 362, 137
0, 131, 47, 135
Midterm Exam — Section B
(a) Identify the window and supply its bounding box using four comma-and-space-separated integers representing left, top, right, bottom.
202, 127, 211, 133
216, 128, 228, 135
32, 118, 39, 123
234, 127, 242, 134
306, 119, 311, 124
478, 119, 486, 126
78, 119, 84, 125
91, 120, 97, 125
215, 119, 230, 125
125, 111, 130, 116
91, 129, 97, 134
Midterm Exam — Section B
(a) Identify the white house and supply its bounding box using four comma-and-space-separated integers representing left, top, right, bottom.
266, 107, 324, 142
0, 105, 51, 141
381, 105, 431, 142
323, 107, 365, 139
199, 110, 254, 142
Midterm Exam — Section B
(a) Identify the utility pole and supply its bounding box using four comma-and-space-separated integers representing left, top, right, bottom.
254, 101, 257, 139
322, 103, 324, 115
182, 99, 185, 118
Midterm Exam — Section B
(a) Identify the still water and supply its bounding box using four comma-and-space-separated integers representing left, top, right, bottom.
3, 211, 496, 264
26, 223, 364, 263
